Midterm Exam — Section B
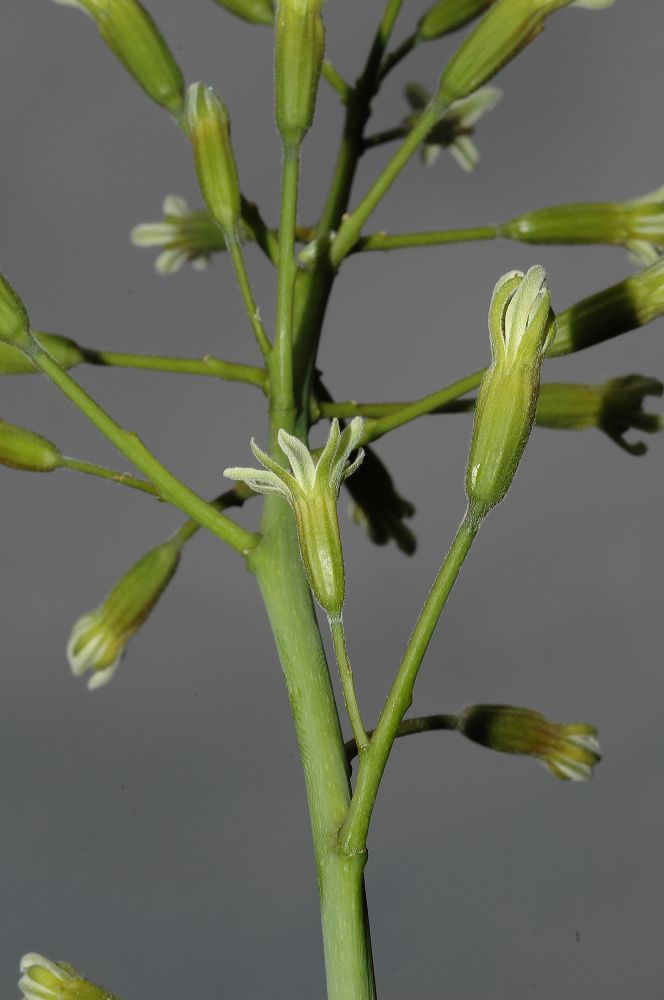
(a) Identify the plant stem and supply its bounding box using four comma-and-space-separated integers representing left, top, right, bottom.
60, 457, 159, 496
340, 510, 479, 856
23, 339, 259, 555
318, 397, 474, 420
345, 713, 459, 763
355, 225, 499, 252
227, 229, 272, 361
330, 96, 450, 267
379, 31, 418, 80
322, 59, 352, 103
273, 146, 301, 412
82, 347, 267, 389
249, 489, 376, 1000
329, 615, 369, 752
361, 370, 484, 443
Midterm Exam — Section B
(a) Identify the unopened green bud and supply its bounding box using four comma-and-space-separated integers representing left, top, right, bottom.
418, 0, 493, 41
457, 704, 601, 780
275, 0, 325, 150
51, 0, 184, 115
502, 184, 664, 266
224, 418, 364, 618
0, 273, 31, 349
0, 419, 63, 472
437, 0, 611, 104
211, 0, 275, 25
0, 332, 85, 374
466, 266, 555, 519
549, 259, 664, 358
537, 376, 663, 455
19, 953, 119, 1000
67, 538, 182, 689
186, 84, 242, 236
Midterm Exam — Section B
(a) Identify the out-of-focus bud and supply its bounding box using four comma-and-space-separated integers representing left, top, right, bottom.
275, 0, 325, 150
225, 419, 364, 618
502, 184, 664, 267
457, 704, 601, 780
0, 273, 31, 349
0, 419, 63, 472
403, 83, 501, 171
345, 445, 416, 555
131, 194, 229, 273
186, 84, 242, 237
536, 376, 664, 455
211, 0, 275, 25
19, 953, 120, 1000
549, 259, 664, 358
466, 266, 555, 520
437, 0, 613, 104
67, 538, 182, 690
418, 0, 494, 41
0, 331, 85, 374
50, 0, 184, 115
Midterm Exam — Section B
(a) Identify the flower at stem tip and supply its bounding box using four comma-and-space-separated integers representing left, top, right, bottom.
537, 375, 664, 455
403, 83, 501, 172
49, 0, 184, 115
67, 538, 182, 689
466, 265, 555, 521
224, 418, 365, 618
130, 195, 228, 274
19, 953, 118, 1000
457, 704, 601, 780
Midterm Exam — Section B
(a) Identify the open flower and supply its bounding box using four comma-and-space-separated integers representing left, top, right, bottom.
457, 704, 601, 780
404, 83, 501, 171
224, 418, 364, 617
131, 195, 227, 274
67, 539, 182, 689
19, 953, 117, 1000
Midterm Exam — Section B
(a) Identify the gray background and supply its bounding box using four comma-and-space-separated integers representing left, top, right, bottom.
1, 1, 663, 997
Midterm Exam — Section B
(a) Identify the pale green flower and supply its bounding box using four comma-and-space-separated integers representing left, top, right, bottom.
19, 953, 117, 1000
224, 418, 364, 617
131, 195, 223, 273
404, 84, 501, 171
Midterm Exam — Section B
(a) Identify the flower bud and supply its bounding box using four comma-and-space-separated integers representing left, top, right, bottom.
502, 184, 664, 266
536, 375, 663, 455
275, 0, 325, 150
67, 538, 182, 689
0, 273, 31, 349
211, 0, 275, 25
0, 419, 63, 472
457, 704, 601, 780
437, 0, 611, 104
51, 0, 184, 115
549, 259, 664, 358
19, 953, 119, 1000
225, 418, 365, 618
418, 0, 493, 41
186, 84, 242, 236
466, 266, 555, 520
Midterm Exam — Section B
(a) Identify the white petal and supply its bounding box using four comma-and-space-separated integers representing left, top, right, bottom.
87, 661, 121, 690
421, 143, 442, 167
449, 136, 478, 173
278, 429, 317, 490
130, 222, 178, 247
155, 249, 187, 275
626, 240, 660, 268
162, 193, 190, 217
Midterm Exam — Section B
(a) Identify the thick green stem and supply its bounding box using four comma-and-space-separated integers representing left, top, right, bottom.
340, 510, 479, 856
273, 147, 301, 412
249, 492, 376, 1000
